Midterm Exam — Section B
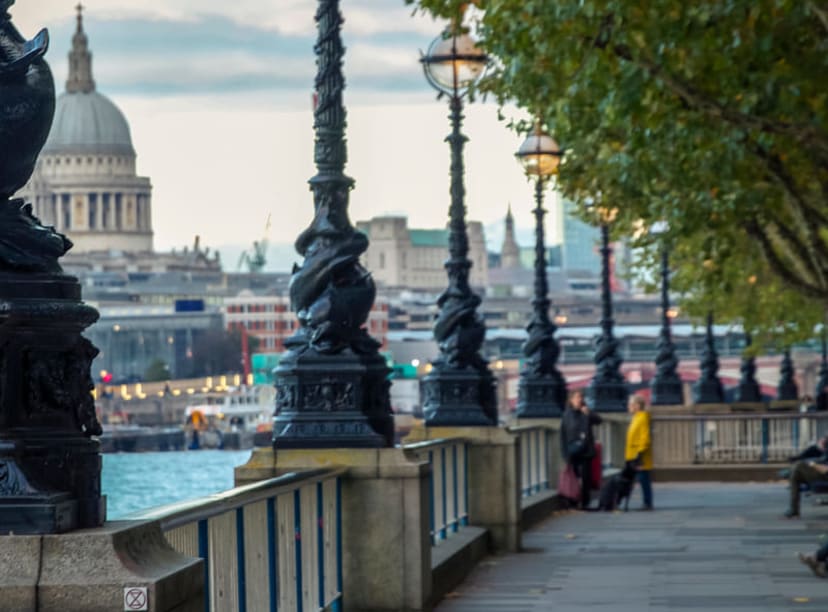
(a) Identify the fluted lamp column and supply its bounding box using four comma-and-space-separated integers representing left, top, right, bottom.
586, 204, 629, 412
272, 0, 393, 448
420, 27, 497, 425
515, 124, 567, 417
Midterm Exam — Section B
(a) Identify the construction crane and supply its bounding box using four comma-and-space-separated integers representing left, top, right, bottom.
237, 214, 272, 274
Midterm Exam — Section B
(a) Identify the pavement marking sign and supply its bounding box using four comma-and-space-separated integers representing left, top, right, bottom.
124, 586, 148, 611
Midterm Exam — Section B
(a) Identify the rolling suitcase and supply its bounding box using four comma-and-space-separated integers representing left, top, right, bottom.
591, 441, 603, 490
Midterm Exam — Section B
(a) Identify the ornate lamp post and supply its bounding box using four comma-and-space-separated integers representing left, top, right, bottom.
0, 3, 104, 533
586, 205, 629, 412
735, 333, 762, 402
272, 0, 393, 448
650, 229, 683, 405
514, 124, 566, 417
694, 311, 724, 403
777, 349, 798, 401
420, 27, 496, 425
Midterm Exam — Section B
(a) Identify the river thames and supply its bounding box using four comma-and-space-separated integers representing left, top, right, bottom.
101, 449, 253, 519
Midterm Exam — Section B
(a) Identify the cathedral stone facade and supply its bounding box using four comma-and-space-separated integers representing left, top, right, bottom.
20, 7, 153, 254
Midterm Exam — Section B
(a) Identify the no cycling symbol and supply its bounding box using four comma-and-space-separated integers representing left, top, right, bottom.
124, 587, 148, 611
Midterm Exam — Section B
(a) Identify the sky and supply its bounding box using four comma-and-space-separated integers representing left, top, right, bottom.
11, 0, 562, 271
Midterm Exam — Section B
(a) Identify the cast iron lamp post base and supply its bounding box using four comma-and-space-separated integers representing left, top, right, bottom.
422, 365, 497, 426
273, 348, 391, 448
0, 274, 104, 534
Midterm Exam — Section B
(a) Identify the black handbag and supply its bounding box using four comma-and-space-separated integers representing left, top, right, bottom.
568, 435, 594, 460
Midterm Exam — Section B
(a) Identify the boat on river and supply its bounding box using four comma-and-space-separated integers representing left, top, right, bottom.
184, 385, 275, 450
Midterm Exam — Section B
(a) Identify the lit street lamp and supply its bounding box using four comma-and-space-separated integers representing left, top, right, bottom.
514, 124, 566, 417
586, 204, 629, 412
420, 27, 497, 426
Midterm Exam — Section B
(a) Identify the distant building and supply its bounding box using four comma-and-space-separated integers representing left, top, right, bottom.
20, 8, 152, 253
224, 293, 389, 353
561, 199, 601, 276
356, 216, 488, 289
88, 303, 223, 382
17, 7, 221, 275
488, 206, 572, 299
518, 245, 562, 270
500, 205, 521, 269
68, 237, 221, 278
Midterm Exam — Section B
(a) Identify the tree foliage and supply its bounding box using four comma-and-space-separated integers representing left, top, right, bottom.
408, 0, 828, 347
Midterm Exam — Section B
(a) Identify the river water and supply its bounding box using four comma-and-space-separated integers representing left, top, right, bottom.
102, 449, 252, 519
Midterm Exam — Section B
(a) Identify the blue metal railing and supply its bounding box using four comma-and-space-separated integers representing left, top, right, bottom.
510, 425, 553, 498
403, 438, 470, 546
127, 468, 344, 612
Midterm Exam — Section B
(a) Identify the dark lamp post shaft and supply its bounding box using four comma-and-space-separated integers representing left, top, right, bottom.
446, 95, 471, 290
586, 222, 628, 412
777, 349, 798, 401
736, 333, 762, 403
516, 177, 566, 417
651, 245, 682, 405
600, 225, 612, 327
532, 178, 550, 317
695, 311, 724, 404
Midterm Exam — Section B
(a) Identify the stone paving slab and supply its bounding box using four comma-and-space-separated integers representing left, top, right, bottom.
436, 483, 828, 612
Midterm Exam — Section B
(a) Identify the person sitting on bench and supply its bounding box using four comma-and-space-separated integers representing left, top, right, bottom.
785, 437, 828, 518
779, 436, 828, 480
790, 436, 828, 463
799, 540, 828, 578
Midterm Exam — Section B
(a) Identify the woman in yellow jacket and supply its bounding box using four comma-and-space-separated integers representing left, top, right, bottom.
625, 394, 653, 510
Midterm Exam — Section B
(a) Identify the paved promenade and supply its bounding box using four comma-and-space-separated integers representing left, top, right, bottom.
437, 483, 828, 612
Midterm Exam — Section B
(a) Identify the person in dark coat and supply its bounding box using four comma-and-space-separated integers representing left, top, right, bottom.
560, 389, 602, 509
784, 436, 828, 518
789, 436, 828, 463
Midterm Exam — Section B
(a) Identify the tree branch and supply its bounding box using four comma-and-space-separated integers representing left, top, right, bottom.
600, 40, 828, 157
808, 2, 828, 34
752, 143, 828, 227
766, 211, 828, 290
745, 219, 828, 298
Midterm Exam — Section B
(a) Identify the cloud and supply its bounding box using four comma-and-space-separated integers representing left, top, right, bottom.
14, 4, 437, 100
10, 0, 440, 38
8, 1, 547, 262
